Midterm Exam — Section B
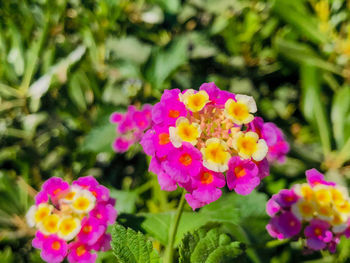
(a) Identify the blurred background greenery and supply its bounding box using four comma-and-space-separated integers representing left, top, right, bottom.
1, 0, 350, 262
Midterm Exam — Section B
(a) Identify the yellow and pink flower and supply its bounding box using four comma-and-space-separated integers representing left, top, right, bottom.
26, 176, 117, 263
140, 83, 274, 209
266, 169, 350, 254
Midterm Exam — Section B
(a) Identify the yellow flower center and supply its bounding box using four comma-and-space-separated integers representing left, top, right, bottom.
65, 192, 76, 201
226, 102, 249, 121
336, 201, 350, 214
73, 197, 91, 211
35, 206, 51, 223
300, 203, 313, 215
318, 205, 332, 217
203, 142, 229, 164
185, 92, 209, 112
177, 122, 199, 143
301, 185, 314, 201
314, 189, 332, 205
331, 189, 345, 205
43, 214, 60, 233
237, 136, 257, 156
59, 218, 78, 236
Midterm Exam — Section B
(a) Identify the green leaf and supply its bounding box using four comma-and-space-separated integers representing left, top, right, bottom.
300, 63, 331, 156
80, 118, 116, 153
106, 37, 151, 65
273, 0, 327, 44
274, 37, 341, 75
129, 191, 267, 246
111, 224, 160, 263
145, 37, 188, 90
68, 72, 88, 111
179, 225, 243, 263
110, 190, 138, 214
331, 86, 350, 149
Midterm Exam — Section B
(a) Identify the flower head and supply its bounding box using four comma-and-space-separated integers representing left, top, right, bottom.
110, 104, 153, 153
27, 176, 116, 263
141, 83, 273, 209
266, 168, 350, 253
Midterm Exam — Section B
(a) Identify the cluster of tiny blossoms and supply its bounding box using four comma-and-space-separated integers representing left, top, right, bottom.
26, 176, 117, 263
141, 82, 288, 210
266, 169, 350, 253
110, 104, 152, 153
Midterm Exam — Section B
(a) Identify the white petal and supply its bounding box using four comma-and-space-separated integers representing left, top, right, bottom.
252, 139, 268, 161
169, 127, 182, 148
236, 94, 257, 113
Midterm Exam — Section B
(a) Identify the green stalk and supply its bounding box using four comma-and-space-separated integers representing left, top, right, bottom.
164, 190, 186, 263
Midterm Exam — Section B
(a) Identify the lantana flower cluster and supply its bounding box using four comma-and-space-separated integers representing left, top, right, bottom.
141, 82, 288, 210
26, 176, 117, 263
110, 104, 152, 153
266, 169, 350, 253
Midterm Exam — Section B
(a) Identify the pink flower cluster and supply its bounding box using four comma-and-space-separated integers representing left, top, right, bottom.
26, 176, 117, 263
266, 169, 350, 253
141, 83, 280, 210
110, 104, 152, 153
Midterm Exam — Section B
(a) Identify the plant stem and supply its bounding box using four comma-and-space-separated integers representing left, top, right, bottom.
164, 190, 186, 263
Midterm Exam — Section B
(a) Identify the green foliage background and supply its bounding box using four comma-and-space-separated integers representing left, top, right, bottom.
1, 0, 350, 262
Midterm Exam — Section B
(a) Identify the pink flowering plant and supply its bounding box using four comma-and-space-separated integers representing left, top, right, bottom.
110, 104, 153, 153
141, 82, 288, 209
266, 169, 350, 253
26, 176, 117, 263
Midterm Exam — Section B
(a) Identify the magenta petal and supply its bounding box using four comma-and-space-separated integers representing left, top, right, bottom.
305, 169, 335, 186
307, 238, 327, 250
192, 187, 222, 204
266, 195, 281, 217
185, 193, 204, 210
110, 112, 124, 123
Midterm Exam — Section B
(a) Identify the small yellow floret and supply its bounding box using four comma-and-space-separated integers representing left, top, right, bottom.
291, 199, 315, 221
294, 184, 314, 201
335, 201, 350, 215
331, 187, 347, 206
317, 205, 334, 221
71, 190, 96, 214
58, 217, 81, 241
40, 214, 60, 234
232, 131, 268, 161
169, 117, 201, 148
313, 186, 332, 206
224, 95, 256, 125
201, 138, 231, 172
181, 90, 209, 112
34, 204, 53, 224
